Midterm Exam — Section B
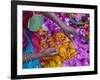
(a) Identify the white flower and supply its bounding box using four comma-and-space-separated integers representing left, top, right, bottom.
42, 23, 48, 31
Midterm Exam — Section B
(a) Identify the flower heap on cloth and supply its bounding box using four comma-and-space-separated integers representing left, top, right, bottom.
69, 13, 90, 39
39, 28, 77, 67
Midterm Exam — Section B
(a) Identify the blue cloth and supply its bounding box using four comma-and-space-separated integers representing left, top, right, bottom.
23, 29, 42, 68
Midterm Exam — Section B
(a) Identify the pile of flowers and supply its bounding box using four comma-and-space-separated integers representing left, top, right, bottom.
39, 28, 77, 67
39, 13, 90, 67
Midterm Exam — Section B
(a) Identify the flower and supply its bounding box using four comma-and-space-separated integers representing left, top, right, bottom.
84, 23, 89, 29
42, 23, 48, 31
40, 31, 77, 67
39, 13, 90, 67
39, 28, 47, 35
55, 32, 65, 41
65, 17, 70, 26
79, 28, 86, 36
40, 39, 48, 49
75, 14, 82, 21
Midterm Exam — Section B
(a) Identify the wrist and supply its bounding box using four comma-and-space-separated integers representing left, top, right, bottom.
39, 52, 46, 57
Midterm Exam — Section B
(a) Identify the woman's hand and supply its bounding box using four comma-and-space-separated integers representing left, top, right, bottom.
23, 48, 59, 63
41, 48, 59, 57
43, 12, 76, 36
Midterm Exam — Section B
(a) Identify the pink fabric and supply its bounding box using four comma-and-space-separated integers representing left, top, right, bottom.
30, 32, 41, 53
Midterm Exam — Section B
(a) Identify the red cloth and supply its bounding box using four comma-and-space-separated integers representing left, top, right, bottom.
23, 11, 46, 52
23, 11, 33, 28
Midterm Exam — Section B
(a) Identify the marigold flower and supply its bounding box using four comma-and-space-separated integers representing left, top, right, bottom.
39, 28, 47, 35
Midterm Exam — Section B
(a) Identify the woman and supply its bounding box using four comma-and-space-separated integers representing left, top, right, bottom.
23, 11, 85, 68
23, 11, 60, 68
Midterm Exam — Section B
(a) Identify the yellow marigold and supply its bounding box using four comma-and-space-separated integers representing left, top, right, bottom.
59, 47, 67, 54
59, 47, 68, 60
40, 32, 77, 67
47, 36, 54, 42
51, 55, 62, 67
69, 42, 75, 49
40, 39, 48, 49
55, 44, 61, 49
53, 55, 61, 63
62, 40, 69, 48
49, 41, 55, 48
40, 39, 46, 44
55, 32, 65, 41
49, 60, 56, 67
39, 28, 47, 35
70, 49, 76, 53
69, 49, 77, 59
